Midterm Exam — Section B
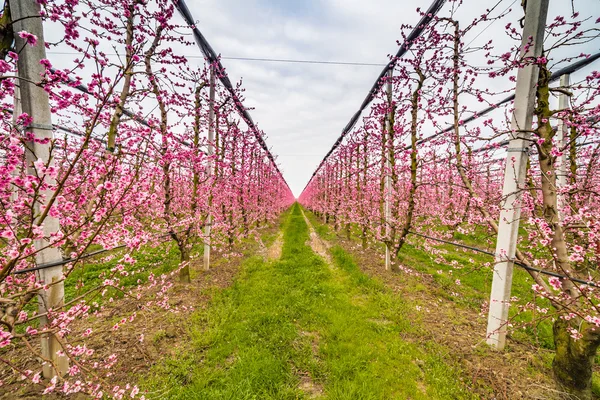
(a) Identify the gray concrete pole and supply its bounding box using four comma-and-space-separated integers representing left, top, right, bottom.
384, 70, 392, 271
10, 75, 22, 203
486, 0, 549, 349
204, 66, 216, 271
10, 0, 69, 377
323, 164, 329, 223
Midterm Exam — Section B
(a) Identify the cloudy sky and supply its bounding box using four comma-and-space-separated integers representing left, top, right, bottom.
166, 0, 597, 197
178, 0, 430, 197
43, 0, 598, 197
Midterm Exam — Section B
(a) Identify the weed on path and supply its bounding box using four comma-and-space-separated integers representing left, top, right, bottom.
144, 204, 475, 399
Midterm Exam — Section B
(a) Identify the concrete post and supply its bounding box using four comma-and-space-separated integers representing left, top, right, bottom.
486, 0, 550, 349
204, 66, 216, 271
10, 0, 69, 377
384, 70, 393, 270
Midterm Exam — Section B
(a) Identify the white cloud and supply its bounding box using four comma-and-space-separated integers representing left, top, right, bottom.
44, 0, 600, 197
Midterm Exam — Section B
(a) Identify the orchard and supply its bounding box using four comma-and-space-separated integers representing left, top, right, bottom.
0, 0, 599, 399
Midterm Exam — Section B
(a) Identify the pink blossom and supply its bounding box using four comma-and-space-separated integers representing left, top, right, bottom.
31, 373, 41, 384
18, 31, 38, 46
0, 331, 11, 348
548, 277, 562, 290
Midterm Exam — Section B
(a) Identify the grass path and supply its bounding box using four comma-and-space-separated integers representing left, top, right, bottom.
145, 204, 475, 399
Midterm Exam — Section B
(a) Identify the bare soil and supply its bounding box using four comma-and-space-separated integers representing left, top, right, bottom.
293, 330, 324, 399
0, 223, 280, 400
300, 209, 332, 265
1, 217, 560, 399
328, 229, 559, 400
266, 231, 284, 260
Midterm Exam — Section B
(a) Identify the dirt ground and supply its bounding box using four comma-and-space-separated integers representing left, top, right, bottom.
0, 217, 564, 399
300, 209, 332, 265
0, 253, 241, 400
327, 229, 560, 400
0, 223, 279, 400
265, 231, 284, 260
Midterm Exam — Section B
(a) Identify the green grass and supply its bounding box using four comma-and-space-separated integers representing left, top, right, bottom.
64, 242, 186, 303
304, 210, 600, 397
303, 211, 556, 350
63, 215, 287, 305
22, 218, 281, 335
18, 242, 188, 332
394, 237, 554, 349
143, 203, 476, 399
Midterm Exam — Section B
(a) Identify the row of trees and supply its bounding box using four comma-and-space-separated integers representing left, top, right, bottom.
0, 0, 293, 397
299, 1, 600, 398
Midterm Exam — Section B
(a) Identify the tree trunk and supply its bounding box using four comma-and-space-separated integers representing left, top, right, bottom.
553, 319, 600, 400
533, 59, 599, 399
393, 67, 424, 260
106, 3, 136, 153
178, 243, 191, 284
361, 131, 368, 248
361, 226, 367, 249
145, 26, 191, 284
